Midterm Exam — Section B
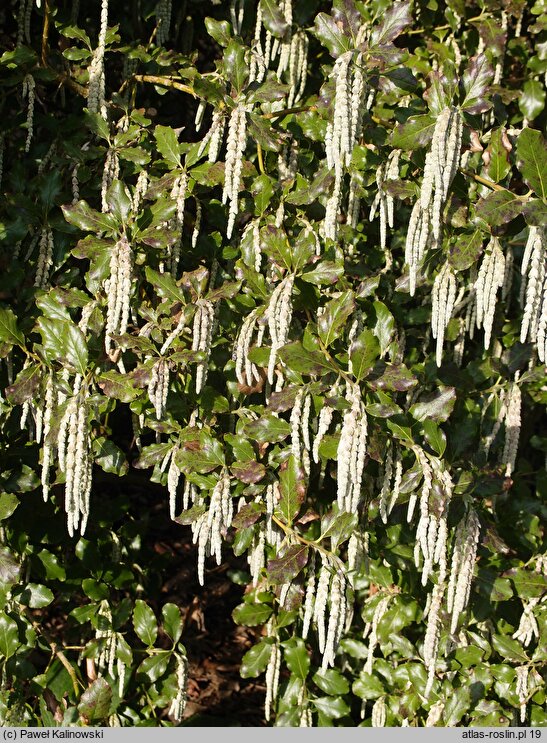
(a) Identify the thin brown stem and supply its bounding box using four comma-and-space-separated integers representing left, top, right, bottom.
263, 105, 317, 120
41, 0, 51, 66
128, 75, 196, 98
460, 170, 509, 193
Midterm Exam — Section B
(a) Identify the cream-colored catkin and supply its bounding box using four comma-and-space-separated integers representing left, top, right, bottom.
520, 226, 546, 347
431, 264, 457, 366
502, 375, 521, 477
475, 236, 505, 349
22, 74, 35, 153
371, 698, 386, 727
512, 598, 540, 647
446, 508, 480, 633
423, 582, 445, 699
267, 274, 294, 384
191, 299, 215, 394
87, 0, 109, 119
364, 594, 392, 674
147, 358, 169, 420
168, 650, 188, 723
515, 666, 529, 724
34, 227, 54, 289
105, 235, 133, 352
222, 104, 247, 239
425, 701, 444, 727
40, 371, 55, 502
336, 382, 367, 512
405, 200, 431, 297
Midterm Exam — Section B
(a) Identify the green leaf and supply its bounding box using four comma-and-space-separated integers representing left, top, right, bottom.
261, 0, 290, 38
278, 341, 337, 377
0, 493, 19, 521
137, 652, 170, 683
224, 41, 249, 94
133, 600, 158, 647
313, 13, 351, 58
422, 420, 446, 457
313, 668, 350, 696
373, 301, 395, 355
519, 80, 546, 121
204, 17, 232, 46
62, 201, 117, 233
252, 174, 274, 216
349, 329, 380, 381
516, 128, 547, 201
92, 437, 129, 477
352, 672, 385, 699
0, 307, 25, 347
162, 603, 183, 643
145, 266, 185, 303
312, 696, 350, 719
105, 181, 132, 223
504, 568, 547, 599
37, 550, 66, 581
485, 128, 512, 183
318, 291, 355, 347
283, 638, 309, 679
461, 53, 494, 114
410, 387, 456, 423
369, 362, 417, 392
0, 611, 20, 659
475, 190, 522, 227
154, 125, 182, 168
37, 318, 88, 376
240, 639, 273, 678
491, 634, 529, 663
319, 509, 357, 551
449, 229, 484, 271
390, 115, 436, 150
267, 544, 308, 584
276, 454, 306, 524
82, 579, 109, 601
301, 261, 344, 286
370, 0, 412, 46
0, 548, 21, 586
16, 583, 54, 608
232, 601, 273, 626
230, 460, 266, 484
443, 686, 471, 726
242, 414, 291, 444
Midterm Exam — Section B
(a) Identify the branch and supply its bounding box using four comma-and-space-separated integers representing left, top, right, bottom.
271, 514, 345, 571
460, 169, 509, 193
262, 104, 317, 120
126, 75, 196, 98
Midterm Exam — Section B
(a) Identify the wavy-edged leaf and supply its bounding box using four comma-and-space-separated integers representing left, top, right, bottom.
461, 53, 494, 114
516, 128, 547, 201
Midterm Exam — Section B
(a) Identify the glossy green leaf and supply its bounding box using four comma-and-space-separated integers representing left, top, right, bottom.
517, 128, 547, 201
133, 600, 158, 647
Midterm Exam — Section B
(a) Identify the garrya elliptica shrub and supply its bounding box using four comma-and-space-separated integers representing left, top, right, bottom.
0, 0, 545, 728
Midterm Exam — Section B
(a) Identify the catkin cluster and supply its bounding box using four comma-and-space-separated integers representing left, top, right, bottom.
156, 0, 172, 46
222, 104, 247, 239
431, 264, 457, 366
369, 150, 401, 248
192, 470, 232, 585
336, 382, 367, 512
475, 236, 505, 349
87, 0, 109, 119
446, 508, 480, 633
22, 74, 35, 152
57, 377, 93, 536
267, 274, 294, 384
104, 236, 133, 353
520, 226, 547, 361
191, 299, 215, 393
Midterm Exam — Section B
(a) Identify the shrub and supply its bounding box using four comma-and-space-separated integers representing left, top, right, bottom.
0, 0, 545, 727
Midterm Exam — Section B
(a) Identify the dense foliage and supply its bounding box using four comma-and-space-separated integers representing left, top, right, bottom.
0, 0, 546, 727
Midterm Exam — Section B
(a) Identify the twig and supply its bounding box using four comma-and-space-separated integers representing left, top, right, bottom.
41, 0, 51, 66
126, 75, 196, 98
263, 105, 317, 120
271, 514, 345, 571
460, 170, 510, 193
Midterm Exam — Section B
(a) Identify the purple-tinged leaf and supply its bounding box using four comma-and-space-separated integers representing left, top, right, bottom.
232, 501, 265, 529
312, 13, 352, 59
461, 53, 494, 114
230, 460, 266, 484
410, 387, 457, 423
370, 0, 412, 46
267, 544, 309, 584
449, 228, 484, 271
475, 190, 522, 227
277, 454, 307, 524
